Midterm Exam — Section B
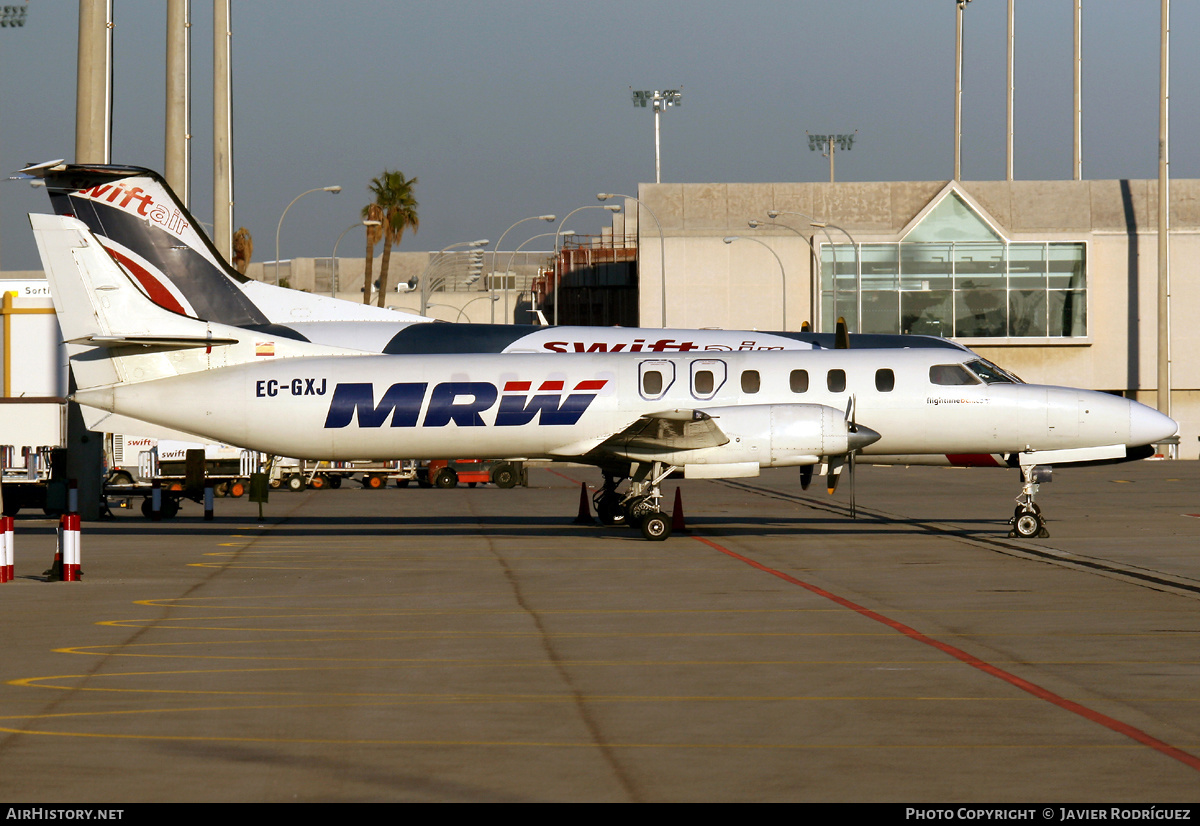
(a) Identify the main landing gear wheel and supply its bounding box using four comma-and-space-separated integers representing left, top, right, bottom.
640, 512, 672, 541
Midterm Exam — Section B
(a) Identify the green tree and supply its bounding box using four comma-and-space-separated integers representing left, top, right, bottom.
367, 170, 419, 307
360, 202, 383, 304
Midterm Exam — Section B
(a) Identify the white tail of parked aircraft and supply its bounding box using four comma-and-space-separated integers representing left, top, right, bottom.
32, 213, 1178, 540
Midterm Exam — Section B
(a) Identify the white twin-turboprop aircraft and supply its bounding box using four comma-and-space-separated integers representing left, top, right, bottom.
31, 212, 1177, 540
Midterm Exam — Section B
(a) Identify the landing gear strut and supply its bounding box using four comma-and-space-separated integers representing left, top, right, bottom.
592, 462, 678, 541
1009, 464, 1051, 539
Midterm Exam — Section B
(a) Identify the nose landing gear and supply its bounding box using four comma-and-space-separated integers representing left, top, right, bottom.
1009, 464, 1051, 539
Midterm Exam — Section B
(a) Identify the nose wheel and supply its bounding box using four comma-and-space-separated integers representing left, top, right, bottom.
1008, 463, 1050, 539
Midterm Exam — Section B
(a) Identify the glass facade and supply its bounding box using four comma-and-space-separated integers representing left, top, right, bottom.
820, 191, 1087, 339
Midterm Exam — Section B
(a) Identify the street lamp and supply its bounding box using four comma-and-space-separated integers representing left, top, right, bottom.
631, 88, 683, 184
420, 239, 488, 316
504, 231, 564, 325
495, 214, 556, 324
454, 294, 501, 323
553, 205, 620, 326
723, 235, 787, 330
331, 219, 380, 297
748, 219, 817, 330
768, 210, 859, 332
275, 185, 341, 286
598, 192, 666, 328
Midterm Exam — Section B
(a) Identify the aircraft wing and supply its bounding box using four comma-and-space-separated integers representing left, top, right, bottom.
605, 409, 730, 453
545, 409, 730, 462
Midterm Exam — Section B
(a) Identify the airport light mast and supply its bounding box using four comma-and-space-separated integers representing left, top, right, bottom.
631, 89, 683, 184
806, 132, 856, 183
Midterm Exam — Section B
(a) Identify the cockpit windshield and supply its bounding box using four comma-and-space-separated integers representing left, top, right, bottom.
964, 358, 1023, 384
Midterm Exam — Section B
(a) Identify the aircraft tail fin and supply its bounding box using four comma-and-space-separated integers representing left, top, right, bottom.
19, 161, 430, 326
21, 161, 272, 326
29, 213, 356, 394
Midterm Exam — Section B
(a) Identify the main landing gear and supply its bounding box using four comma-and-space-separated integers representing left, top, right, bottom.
592, 461, 678, 541
1009, 464, 1052, 539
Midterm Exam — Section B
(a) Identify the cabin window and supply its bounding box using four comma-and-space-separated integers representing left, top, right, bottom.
694, 370, 714, 395
827, 369, 846, 393
875, 368, 895, 392
790, 369, 809, 393
643, 370, 664, 395
929, 364, 981, 386
741, 370, 760, 394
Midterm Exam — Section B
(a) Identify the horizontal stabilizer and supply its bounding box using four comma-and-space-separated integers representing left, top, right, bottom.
75, 334, 240, 349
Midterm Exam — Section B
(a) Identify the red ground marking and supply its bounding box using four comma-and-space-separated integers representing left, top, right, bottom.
691, 534, 1200, 773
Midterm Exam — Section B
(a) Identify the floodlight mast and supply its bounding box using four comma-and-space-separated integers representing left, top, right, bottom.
631, 88, 683, 184
806, 131, 857, 183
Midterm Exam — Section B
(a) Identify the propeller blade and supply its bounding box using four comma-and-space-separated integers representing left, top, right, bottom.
848, 449, 857, 518
826, 455, 845, 495
800, 320, 811, 332
800, 464, 814, 490
835, 316, 850, 349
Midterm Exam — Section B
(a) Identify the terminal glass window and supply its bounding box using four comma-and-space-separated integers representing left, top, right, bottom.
819, 190, 1087, 340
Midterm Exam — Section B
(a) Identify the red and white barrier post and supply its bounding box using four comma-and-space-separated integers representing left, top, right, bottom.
62, 513, 81, 582
1, 515, 12, 582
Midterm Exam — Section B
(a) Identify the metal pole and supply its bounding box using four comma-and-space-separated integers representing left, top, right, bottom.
213, 0, 233, 262
1074, 0, 1082, 181
1007, 0, 1014, 181
1157, 0, 1171, 437
954, 0, 964, 181
654, 95, 662, 184
165, 0, 190, 205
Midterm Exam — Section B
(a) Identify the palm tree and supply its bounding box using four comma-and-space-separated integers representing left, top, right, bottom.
360, 203, 383, 304
367, 170, 419, 307
231, 227, 253, 275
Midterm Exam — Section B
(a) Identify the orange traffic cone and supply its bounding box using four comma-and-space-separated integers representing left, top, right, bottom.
573, 482, 595, 524
671, 487, 688, 533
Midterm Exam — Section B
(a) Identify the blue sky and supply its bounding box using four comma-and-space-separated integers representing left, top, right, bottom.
2, 1, 1195, 271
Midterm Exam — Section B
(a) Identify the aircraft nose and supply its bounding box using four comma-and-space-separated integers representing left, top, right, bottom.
1128, 400, 1177, 446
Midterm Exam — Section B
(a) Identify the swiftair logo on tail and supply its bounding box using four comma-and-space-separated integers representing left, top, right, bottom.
322, 379, 609, 428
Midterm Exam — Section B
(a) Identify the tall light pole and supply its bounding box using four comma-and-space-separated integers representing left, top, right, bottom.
495, 214, 556, 324
598, 192, 666, 328
953, 0, 973, 181
554, 205, 620, 326
274, 185, 341, 286
723, 236, 787, 330
806, 132, 856, 183
631, 89, 682, 184
1158, 0, 1172, 445
331, 219, 380, 297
